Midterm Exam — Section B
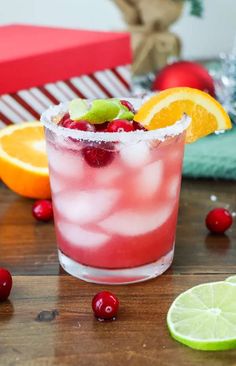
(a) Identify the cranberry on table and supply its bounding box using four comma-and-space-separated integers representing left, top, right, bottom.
32, 200, 53, 222
107, 119, 134, 133
92, 291, 119, 320
205, 208, 233, 234
0, 268, 12, 301
82, 143, 115, 168
120, 99, 136, 113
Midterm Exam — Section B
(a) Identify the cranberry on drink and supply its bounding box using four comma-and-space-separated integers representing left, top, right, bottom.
107, 119, 134, 133
92, 291, 119, 320
61, 119, 95, 132
95, 122, 109, 132
0, 268, 12, 301
205, 208, 233, 234
58, 113, 71, 126
82, 143, 115, 168
133, 121, 147, 131
120, 100, 135, 113
32, 200, 53, 222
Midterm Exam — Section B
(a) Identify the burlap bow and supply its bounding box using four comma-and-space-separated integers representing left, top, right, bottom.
113, 0, 183, 75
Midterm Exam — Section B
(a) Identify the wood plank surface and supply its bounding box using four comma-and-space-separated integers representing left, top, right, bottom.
0, 179, 236, 366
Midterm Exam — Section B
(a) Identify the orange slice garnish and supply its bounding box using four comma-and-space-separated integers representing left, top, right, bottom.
134, 87, 232, 143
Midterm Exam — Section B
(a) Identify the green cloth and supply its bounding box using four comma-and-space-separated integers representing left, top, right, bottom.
183, 127, 236, 180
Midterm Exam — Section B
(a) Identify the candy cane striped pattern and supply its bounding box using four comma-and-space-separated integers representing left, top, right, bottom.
0, 65, 131, 126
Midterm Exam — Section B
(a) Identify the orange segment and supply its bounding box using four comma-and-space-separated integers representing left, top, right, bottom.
134, 87, 232, 143
0, 122, 50, 199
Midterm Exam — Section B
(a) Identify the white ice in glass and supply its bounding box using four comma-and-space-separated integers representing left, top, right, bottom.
55, 189, 120, 224
47, 144, 84, 179
135, 160, 163, 198
120, 141, 150, 168
99, 204, 175, 236
58, 222, 110, 248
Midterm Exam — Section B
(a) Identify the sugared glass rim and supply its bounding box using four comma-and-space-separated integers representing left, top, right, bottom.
40, 98, 191, 143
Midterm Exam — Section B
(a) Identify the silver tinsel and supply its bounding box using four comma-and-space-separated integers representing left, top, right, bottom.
213, 53, 236, 123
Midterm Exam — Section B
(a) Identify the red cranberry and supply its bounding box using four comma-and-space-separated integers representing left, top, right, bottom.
95, 122, 109, 132
107, 119, 134, 133
0, 268, 12, 301
82, 143, 115, 168
133, 121, 147, 131
120, 100, 135, 113
32, 200, 53, 222
92, 291, 119, 320
58, 113, 71, 126
61, 119, 95, 132
206, 208, 233, 234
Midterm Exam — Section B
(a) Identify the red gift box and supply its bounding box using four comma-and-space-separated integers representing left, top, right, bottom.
0, 24, 132, 126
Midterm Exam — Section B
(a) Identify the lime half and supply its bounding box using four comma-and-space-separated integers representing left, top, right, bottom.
225, 275, 236, 285
167, 282, 236, 351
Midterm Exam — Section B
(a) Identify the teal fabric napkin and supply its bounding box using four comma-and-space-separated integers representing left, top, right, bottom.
183, 127, 236, 180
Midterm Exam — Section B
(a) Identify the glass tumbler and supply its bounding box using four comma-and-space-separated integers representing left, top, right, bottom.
41, 100, 189, 284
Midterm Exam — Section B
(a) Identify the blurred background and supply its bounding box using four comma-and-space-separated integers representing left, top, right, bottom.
0, 0, 236, 59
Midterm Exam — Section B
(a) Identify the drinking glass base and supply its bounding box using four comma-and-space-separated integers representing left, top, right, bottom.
58, 246, 174, 285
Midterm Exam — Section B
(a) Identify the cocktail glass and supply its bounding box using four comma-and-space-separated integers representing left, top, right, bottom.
41, 99, 190, 284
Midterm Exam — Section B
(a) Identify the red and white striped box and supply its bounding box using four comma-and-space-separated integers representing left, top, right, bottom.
0, 25, 132, 127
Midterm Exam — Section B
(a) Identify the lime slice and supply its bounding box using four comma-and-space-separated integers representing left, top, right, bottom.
69, 98, 88, 120
69, 98, 120, 124
225, 275, 236, 284
167, 282, 236, 351
111, 99, 134, 120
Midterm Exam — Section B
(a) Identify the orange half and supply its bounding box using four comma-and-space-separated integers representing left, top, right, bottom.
0, 122, 50, 198
134, 87, 232, 143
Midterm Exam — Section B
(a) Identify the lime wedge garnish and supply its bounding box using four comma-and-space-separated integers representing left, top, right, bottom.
69, 98, 88, 120
225, 275, 236, 284
69, 98, 120, 124
111, 99, 134, 120
167, 282, 236, 351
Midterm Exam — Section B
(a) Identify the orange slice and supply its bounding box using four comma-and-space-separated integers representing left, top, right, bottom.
0, 122, 50, 199
134, 87, 232, 143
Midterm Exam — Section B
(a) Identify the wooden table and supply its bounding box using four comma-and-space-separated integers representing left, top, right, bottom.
0, 179, 236, 366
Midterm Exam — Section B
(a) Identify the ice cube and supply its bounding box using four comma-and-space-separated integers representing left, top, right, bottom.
58, 221, 110, 247
55, 189, 120, 224
49, 173, 67, 195
99, 205, 174, 236
120, 141, 150, 168
47, 144, 83, 179
96, 167, 122, 186
136, 160, 163, 198
168, 175, 180, 199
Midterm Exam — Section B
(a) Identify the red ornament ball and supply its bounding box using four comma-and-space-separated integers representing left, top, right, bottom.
205, 208, 233, 234
92, 291, 119, 320
0, 268, 12, 301
153, 61, 215, 97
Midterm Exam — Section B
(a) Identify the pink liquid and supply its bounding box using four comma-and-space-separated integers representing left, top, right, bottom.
46, 132, 185, 270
